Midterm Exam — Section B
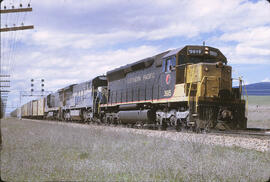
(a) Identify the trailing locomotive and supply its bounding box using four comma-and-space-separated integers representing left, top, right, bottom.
44, 75, 107, 121
13, 45, 247, 131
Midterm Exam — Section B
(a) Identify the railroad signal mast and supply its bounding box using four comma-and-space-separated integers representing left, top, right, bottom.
19, 79, 52, 119
30, 78, 46, 96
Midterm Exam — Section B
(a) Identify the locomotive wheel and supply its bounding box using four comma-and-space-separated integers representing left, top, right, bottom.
82, 110, 88, 123
175, 119, 181, 132
127, 124, 135, 128
158, 119, 167, 131
113, 118, 119, 126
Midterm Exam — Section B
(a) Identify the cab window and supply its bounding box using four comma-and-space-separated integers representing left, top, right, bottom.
171, 56, 176, 66
166, 59, 171, 72
162, 56, 176, 72
162, 59, 166, 72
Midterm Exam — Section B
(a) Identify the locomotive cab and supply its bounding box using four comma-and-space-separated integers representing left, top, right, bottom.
161, 45, 246, 130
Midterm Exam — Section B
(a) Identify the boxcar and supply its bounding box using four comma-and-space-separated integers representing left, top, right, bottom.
38, 98, 45, 118
21, 103, 28, 118
27, 101, 33, 118
32, 100, 38, 117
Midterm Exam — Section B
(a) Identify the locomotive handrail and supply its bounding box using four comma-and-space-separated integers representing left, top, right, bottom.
243, 80, 248, 116
187, 65, 196, 107
232, 77, 248, 115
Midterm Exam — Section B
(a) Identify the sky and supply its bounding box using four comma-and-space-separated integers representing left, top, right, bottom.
1, 0, 270, 113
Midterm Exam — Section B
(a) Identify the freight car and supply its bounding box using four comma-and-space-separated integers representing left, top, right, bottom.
14, 98, 45, 119
10, 108, 18, 117
0, 97, 3, 119
21, 103, 28, 118
15, 45, 247, 131
100, 45, 247, 131
37, 98, 45, 119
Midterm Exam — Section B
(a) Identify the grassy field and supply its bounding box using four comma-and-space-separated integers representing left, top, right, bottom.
246, 96, 270, 128
1, 118, 270, 182
247, 95, 270, 106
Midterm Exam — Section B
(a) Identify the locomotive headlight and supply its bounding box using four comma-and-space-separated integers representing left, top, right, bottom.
204, 67, 209, 72
205, 51, 209, 54
205, 47, 209, 50
216, 61, 223, 68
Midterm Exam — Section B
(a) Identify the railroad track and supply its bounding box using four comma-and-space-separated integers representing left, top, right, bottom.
125, 124, 270, 137
22, 118, 270, 138
208, 128, 270, 137
92, 122, 270, 138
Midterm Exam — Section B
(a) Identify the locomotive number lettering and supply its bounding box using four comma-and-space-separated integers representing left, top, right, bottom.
164, 90, 171, 97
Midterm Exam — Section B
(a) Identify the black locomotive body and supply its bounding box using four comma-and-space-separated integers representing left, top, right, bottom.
100, 45, 247, 130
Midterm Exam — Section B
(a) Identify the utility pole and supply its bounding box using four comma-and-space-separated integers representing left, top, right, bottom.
1, 2, 34, 173
1, 7, 32, 13
0, 2, 34, 32
0, 0, 34, 116
1, 25, 34, 32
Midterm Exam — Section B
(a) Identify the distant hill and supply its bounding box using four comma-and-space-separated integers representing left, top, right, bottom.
243, 82, 270, 96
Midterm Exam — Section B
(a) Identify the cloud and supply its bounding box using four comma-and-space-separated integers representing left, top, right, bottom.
4, 0, 270, 49
220, 26, 270, 56
28, 30, 144, 50
10, 45, 159, 91
262, 78, 270, 82
19, 0, 267, 40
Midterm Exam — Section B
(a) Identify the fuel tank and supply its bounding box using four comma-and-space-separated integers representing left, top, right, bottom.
118, 109, 156, 124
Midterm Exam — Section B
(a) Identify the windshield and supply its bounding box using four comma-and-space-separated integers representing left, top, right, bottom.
189, 56, 218, 64
179, 55, 225, 65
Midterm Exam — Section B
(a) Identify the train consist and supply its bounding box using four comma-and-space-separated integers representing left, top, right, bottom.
11, 45, 247, 131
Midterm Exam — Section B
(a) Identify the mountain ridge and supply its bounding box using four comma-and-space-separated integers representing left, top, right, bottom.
243, 82, 270, 96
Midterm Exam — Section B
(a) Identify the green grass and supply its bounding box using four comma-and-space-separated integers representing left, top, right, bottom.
245, 96, 270, 128
246, 96, 270, 106
1, 118, 270, 181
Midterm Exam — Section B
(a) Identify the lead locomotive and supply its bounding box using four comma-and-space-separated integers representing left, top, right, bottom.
16, 45, 247, 131
101, 45, 246, 131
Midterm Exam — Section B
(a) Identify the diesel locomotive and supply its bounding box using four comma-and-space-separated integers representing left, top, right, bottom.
14, 45, 247, 131
101, 45, 246, 131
